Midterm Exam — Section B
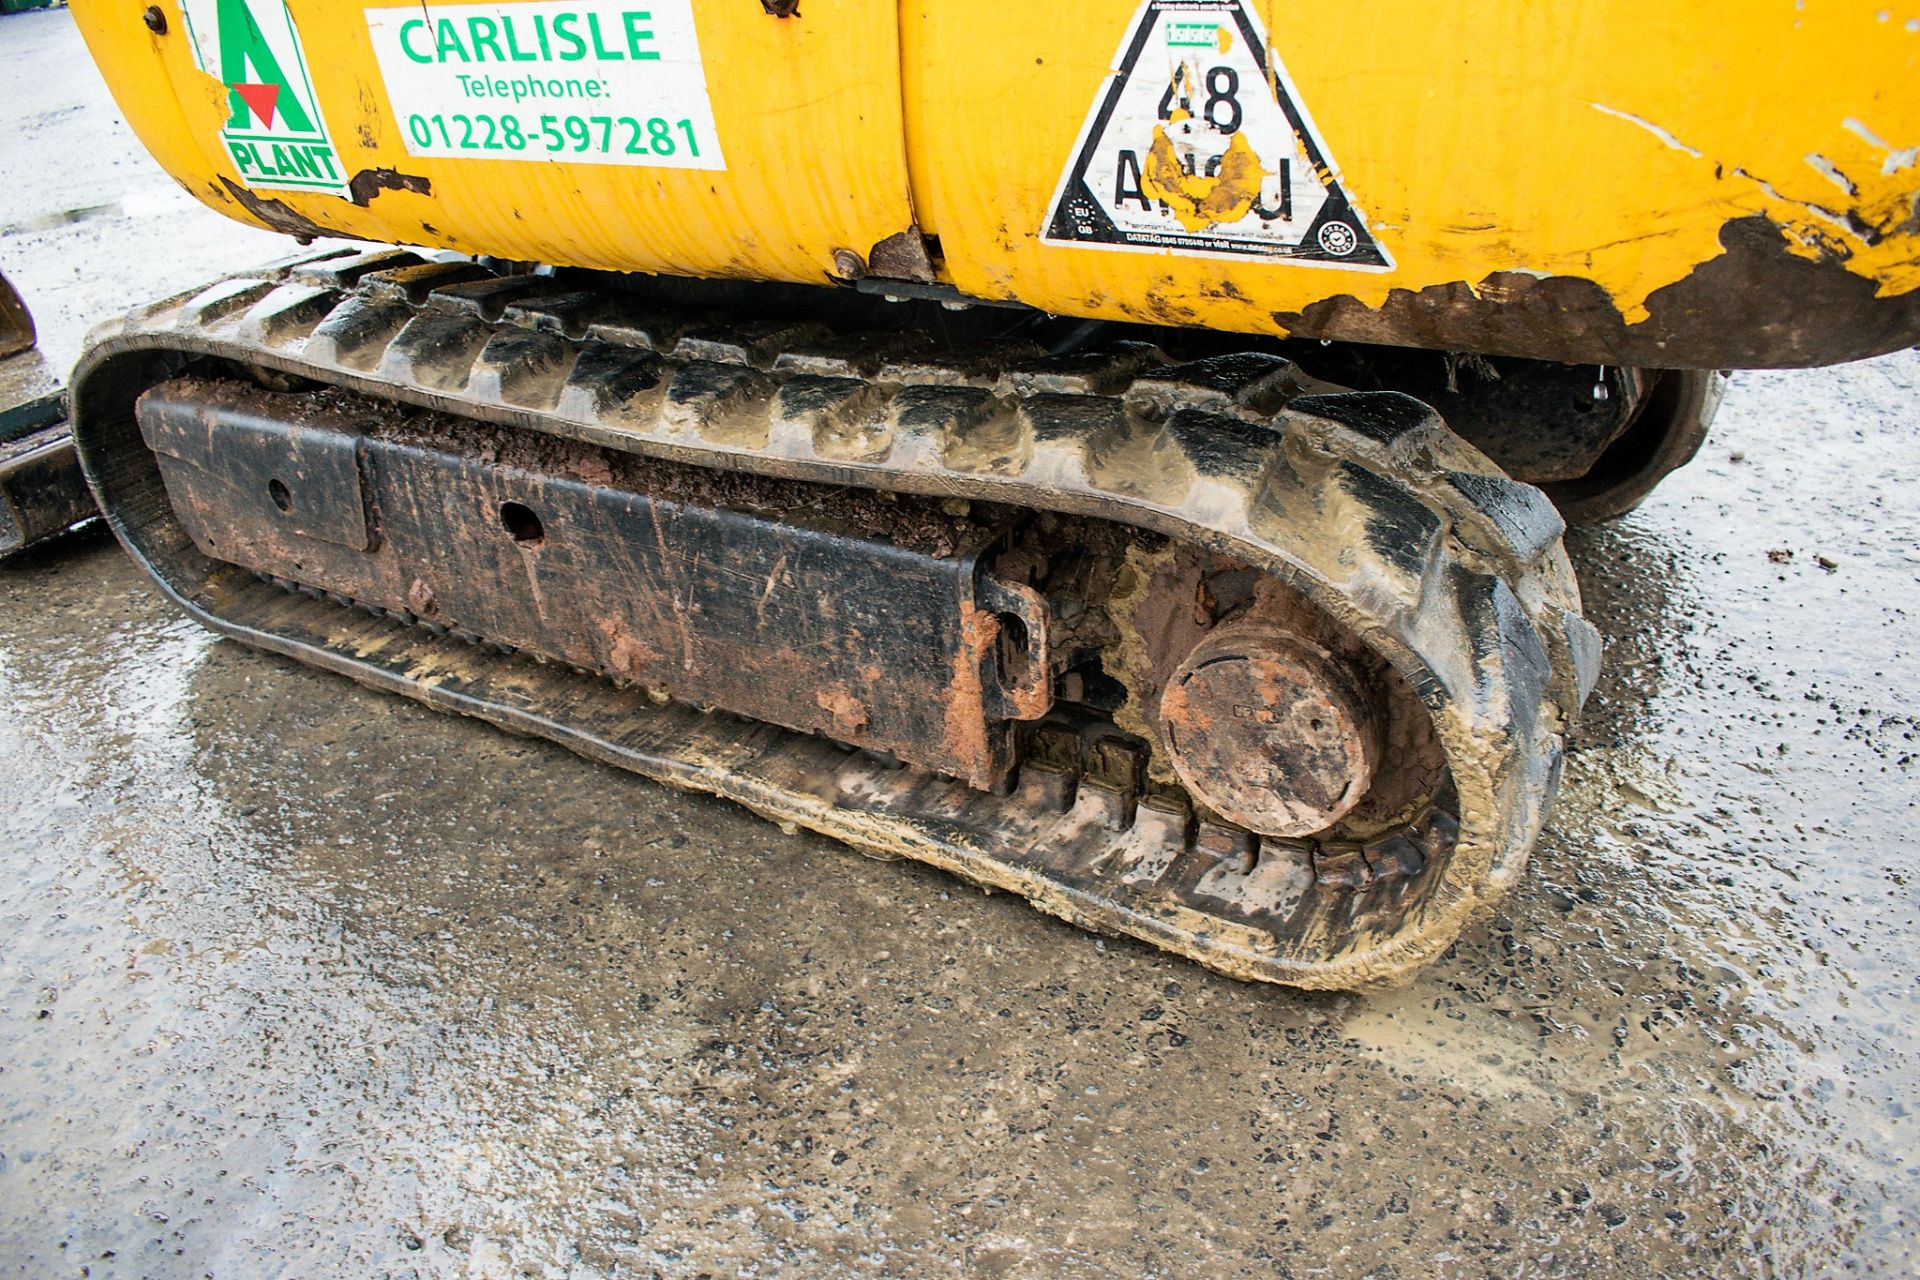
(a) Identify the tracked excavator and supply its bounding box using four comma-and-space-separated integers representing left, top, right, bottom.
50, 0, 1920, 987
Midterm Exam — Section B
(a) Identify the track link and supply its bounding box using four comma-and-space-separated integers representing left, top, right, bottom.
71, 248, 1598, 989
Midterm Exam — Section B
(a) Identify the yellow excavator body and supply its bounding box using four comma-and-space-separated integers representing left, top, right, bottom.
70, 0, 1920, 369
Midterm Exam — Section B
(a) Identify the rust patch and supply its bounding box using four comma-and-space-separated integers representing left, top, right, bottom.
348, 168, 432, 208
406, 577, 437, 616
815, 682, 869, 734
567, 449, 614, 486
867, 229, 937, 283
597, 616, 660, 677
942, 603, 1000, 783
138, 374, 1030, 787
1273, 215, 1920, 369
218, 176, 332, 241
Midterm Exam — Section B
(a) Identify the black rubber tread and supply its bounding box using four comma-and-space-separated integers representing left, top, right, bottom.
72, 248, 1597, 990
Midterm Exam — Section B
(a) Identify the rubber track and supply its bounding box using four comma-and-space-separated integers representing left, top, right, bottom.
71, 248, 1599, 990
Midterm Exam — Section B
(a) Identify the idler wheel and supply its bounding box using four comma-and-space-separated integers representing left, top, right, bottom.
1159, 620, 1381, 838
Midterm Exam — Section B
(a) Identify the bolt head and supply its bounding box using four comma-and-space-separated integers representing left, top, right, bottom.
143, 5, 168, 34
831, 248, 867, 281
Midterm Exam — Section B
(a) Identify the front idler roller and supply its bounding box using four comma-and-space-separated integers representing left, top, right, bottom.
1159, 619, 1382, 838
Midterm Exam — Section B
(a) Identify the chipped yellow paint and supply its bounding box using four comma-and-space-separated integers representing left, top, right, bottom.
1143, 126, 1266, 231
72, 0, 1920, 359
902, 0, 1920, 341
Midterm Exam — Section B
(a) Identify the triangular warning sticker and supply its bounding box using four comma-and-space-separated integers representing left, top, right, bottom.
232, 82, 280, 129
1043, 0, 1392, 269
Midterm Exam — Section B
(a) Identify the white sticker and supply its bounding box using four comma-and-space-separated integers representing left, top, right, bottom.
179, 0, 351, 199
1043, 0, 1389, 268
365, 0, 726, 171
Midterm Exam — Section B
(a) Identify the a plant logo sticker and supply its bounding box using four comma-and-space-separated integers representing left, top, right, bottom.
1043, 0, 1390, 268
180, 0, 350, 199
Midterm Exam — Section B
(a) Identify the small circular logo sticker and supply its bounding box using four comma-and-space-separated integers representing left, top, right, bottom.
1317, 222, 1358, 257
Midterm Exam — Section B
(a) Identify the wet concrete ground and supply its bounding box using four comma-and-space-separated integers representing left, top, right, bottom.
3, 10, 1919, 1278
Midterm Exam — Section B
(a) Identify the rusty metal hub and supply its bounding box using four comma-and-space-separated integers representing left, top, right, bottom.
1159, 620, 1381, 838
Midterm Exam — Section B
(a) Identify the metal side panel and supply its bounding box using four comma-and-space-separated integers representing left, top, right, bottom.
69, 0, 919, 286
69, 0, 1920, 367
136, 378, 1052, 785
903, 0, 1920, 368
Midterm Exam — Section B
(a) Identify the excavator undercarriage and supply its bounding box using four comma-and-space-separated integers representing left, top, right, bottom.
72, 248, 1597, 988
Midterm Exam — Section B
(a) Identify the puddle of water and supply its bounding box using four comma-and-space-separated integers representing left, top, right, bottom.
0, 201, 121, 238
3, 356, 1917, 1277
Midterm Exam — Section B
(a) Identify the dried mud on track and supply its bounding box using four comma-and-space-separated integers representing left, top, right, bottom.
2, 8, 1919, 1278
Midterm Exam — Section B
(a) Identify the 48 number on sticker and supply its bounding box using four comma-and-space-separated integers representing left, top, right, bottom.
1165, 64, 1242, 135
